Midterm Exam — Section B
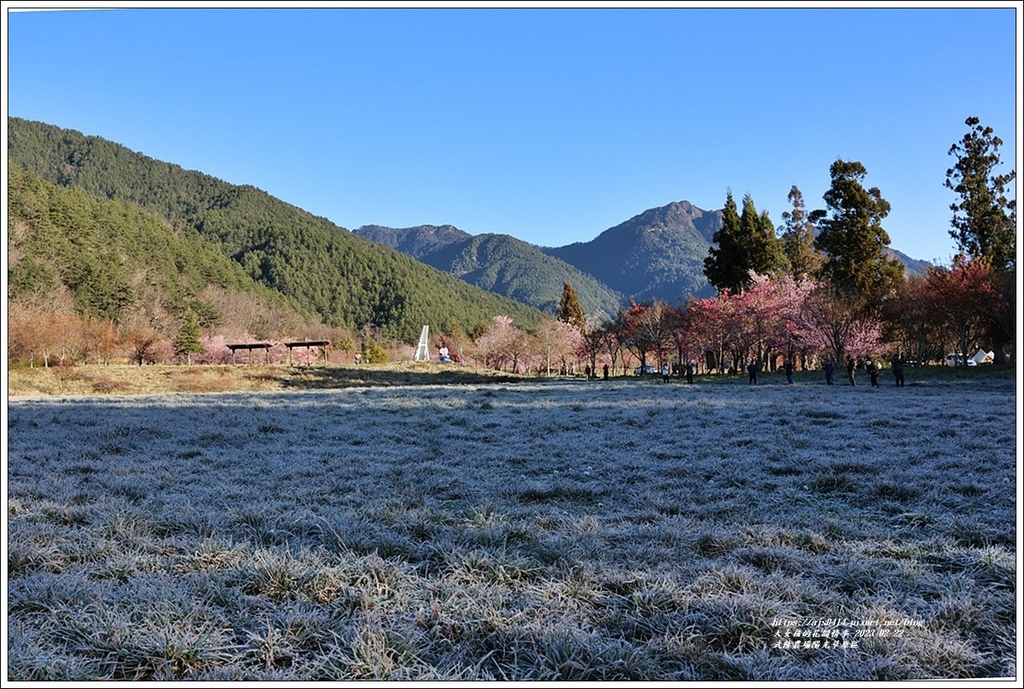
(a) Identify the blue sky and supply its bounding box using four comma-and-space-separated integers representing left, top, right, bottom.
4, 3, 1019, 265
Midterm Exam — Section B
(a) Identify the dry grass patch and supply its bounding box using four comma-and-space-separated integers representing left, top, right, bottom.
7, 362, 534, 398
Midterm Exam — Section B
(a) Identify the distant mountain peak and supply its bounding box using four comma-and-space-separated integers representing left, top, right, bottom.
354, 224, 471, 260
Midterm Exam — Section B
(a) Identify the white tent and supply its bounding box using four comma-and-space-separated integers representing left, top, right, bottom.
972, 349, 993, 364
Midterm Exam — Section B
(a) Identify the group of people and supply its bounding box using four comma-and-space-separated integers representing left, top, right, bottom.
744, 355, 907, 388
823, 355, 906, 387
592, 355, 909, 387
747, 358, 794, 385
663, 362, 698, 384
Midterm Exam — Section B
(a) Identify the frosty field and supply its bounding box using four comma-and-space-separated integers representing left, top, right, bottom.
6, 370, 1017, 681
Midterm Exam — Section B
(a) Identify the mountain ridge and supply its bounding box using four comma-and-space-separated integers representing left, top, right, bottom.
354, 226, 624, 320
364, 197, 933, 310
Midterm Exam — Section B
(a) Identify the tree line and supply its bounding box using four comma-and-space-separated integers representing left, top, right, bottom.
474, 116, 1014, 376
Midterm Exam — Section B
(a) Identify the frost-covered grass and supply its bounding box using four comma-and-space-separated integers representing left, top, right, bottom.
6, 369, 1017, 681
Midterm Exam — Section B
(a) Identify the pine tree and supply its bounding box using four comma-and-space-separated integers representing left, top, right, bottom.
813, 159, 903, 305
704, 191, 746, 293
779, 185, 824, 280
945, 116, 1016, 272
705, 192, 783, 293
944, 116, 1016, 363
556, 281, 587, 331
173, 310, 204, 365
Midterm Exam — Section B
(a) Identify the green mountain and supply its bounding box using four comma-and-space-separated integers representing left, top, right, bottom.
355, 225, 624, 322
7, 117, 545, 342
545, 201, 723, 305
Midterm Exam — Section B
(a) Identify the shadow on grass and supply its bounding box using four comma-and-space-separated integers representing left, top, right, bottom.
253, 364, 542, 390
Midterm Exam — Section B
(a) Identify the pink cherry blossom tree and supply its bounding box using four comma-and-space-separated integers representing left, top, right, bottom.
796, 286, 883, 366
475, 315, 528, 372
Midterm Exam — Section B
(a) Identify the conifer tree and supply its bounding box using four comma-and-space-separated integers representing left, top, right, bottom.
705, 191, 783, 293
173, 310, 204, 365
704, 191, 746, 293
813, 159, 903, 305
779, 185, 824, 280
944, 116, 1016, 362
945, 116, 1016, 272
745, 197, 785, 277
556, 281, 587, 331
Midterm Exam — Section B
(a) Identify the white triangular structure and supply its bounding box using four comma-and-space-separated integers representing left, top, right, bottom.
413, 325, 430, 361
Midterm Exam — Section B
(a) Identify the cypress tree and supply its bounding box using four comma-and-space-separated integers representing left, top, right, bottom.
705, 191, 784, 293
557, 281, 587, 330
704, 191, 746, 293
945, 116, 1016, 272
944, 116, 1016, 363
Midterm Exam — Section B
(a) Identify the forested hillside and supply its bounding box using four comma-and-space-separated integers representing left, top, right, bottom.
7, 164, 313, 338
356, 226, 624, 321
7, 118, 544, 342
432, 233, 624, 320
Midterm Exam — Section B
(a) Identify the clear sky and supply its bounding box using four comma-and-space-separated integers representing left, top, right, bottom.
4, 2, 1019, 265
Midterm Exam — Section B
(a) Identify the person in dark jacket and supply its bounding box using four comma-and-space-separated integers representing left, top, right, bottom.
784, 358, 794, 384
867, 359, 880, 387
846, 358, 856, 386
747, 362, 758, 385
892, 354, 905, 387
824, 359, 835, 385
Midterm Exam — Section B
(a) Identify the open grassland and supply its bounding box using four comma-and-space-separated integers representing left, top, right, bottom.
6, 367, 1018, 681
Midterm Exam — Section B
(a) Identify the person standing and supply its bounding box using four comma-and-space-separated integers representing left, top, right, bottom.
661, 363, 670, 383
686, 361, 695, 384
846, 358, 856, 386
892, 354, 905, 387
868, 359, 880, 387
603, 363, 610, 380
784, 358, 794, 384
824, 359, 835, 385
747, 361, 758, 385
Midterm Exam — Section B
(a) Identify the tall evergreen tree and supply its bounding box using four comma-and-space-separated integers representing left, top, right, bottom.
173, 310, 204, 366
556, 281, 587, 331
749, 202, 785, 277
813, 159, 903, 304
704, 192, 783, 294
945, 116, 1016, 272
704, 191, 747, 293
779, 185, 825, 280
944, 116, 1016, 363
